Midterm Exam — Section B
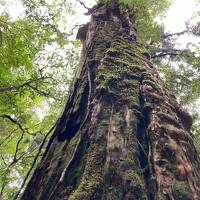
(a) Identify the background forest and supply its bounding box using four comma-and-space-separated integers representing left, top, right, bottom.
0, 0, 200, 199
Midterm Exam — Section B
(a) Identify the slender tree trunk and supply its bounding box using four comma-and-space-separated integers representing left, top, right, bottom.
21, 2, 200, 200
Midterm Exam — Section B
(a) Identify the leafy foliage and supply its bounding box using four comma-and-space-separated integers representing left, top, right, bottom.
119, 0, 171, 44
0, 0, 80, 199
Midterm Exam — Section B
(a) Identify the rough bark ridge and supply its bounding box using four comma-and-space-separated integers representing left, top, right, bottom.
22, 1, 200, 200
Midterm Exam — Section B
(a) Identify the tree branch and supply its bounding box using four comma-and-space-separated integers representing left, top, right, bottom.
0, 115, 27, 134
0, 77, 50, 95
152, 52, 179, 59
151, 49, 191, 59
0, 128, 18, 147
12, 132, 25, 163
63, 24, 83, 38
27, 84, 60, 101
76, 0, 90, 10
163, 30, 188, 38
13, 122, 57, 200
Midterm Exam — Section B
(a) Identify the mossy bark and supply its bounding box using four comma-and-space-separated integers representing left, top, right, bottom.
21, 1, 200, 200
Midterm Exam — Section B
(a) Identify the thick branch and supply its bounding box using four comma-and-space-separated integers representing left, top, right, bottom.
151, 49, 191, 59
163, 30, 188, 38
152, 52, 179, 59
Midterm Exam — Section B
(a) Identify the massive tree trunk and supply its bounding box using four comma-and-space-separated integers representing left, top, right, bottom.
21, 1, 200, 200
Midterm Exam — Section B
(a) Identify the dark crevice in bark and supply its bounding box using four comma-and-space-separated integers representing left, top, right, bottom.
57, 82, 89, 142
39, 78, 83, 164
48, 130, 90, 200
137, 78, 157, 200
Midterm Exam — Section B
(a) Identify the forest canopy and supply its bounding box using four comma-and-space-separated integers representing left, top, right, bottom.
0, 0, 200, 199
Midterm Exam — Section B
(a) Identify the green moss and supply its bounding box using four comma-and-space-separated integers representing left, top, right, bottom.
69, 144, 106, 200
69, 19, 152, 199
68, 105, 111, 200
172, 180, 192, 200
142, 79, 158, 89
94, 37, 147, 104
142, 71, 153, 78
105, 48, 120, 57
123, 170, 147, 199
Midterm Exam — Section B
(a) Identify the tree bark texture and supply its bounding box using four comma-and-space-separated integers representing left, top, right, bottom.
22, 2, 200, 200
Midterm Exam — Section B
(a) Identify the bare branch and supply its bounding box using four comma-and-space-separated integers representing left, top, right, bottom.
76, 0, 90, 10
0, 154, 7, 166
0, 115, 27, 134
163, 30, 188, 38
63, 24, 83, 38
152, 52, 179, 59
27, 84, 60, 101
149, 28, 191, 46
13, 122, 58, 200
0, 128, 18, 147
12, 132, 25, 163
0, 115, 31, 165
151, 48, 194, 59
0, 77, 50, 95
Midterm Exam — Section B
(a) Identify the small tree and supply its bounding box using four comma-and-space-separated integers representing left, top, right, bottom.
22, 1, 200, 199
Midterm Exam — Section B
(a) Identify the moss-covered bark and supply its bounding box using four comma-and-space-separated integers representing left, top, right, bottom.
21, 1, 200, 200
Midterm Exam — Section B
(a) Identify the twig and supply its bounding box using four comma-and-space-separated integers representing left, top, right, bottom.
76, 0, 90, 10
64, 24, 83, 38
0, 77, 50, 95
0, 115, 28, 165
13, 131, 25, 163
0, 128, 18, 147
0, 154, 7, 166
13, 122, 57, 200
0, 115, 26, 133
